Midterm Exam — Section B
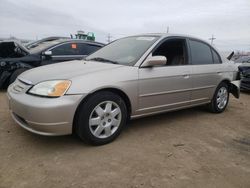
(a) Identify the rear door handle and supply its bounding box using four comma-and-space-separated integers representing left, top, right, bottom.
183, 74, 190, 79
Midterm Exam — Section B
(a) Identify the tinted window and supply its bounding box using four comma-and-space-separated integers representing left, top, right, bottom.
29, 41, 61, 54
52, 43, 82, 55
78, 43, 101, 55
212, 49, 221, 64
87, 44, 101, 54
189, 40, 213, 65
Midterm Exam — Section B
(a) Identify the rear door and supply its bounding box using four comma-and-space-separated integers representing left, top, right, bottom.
188, 39, 224, 104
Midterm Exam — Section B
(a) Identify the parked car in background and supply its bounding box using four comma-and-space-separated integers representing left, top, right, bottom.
234, 55, 250, 65
25, 36, 69, 49
0, 39, 104, 88
238, 63, 250, 90
7, 34, 240, 145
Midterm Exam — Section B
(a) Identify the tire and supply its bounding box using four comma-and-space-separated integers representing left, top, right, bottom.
9, 68, 28, 85
75, 91, 127, 145
208, 82, 229, 113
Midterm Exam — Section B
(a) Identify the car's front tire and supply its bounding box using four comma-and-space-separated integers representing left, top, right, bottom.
75, 91, 127, 145
209, 82, 229, 113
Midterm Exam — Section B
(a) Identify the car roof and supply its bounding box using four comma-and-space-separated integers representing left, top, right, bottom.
28, 39, 104, 54
125, 33, 227, 62
126, 33, 220, 51
28, 39, 104, 50
52, 39, 105, 46
130, 33, 208, 42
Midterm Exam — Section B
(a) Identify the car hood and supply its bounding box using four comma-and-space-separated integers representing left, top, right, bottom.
0, 41, 29, 59
238, 63, 250, 68
19, 60, 124, 84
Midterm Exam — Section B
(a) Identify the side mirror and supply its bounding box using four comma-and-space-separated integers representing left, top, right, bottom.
141, 56, 167, 67
43, 50, 52, 56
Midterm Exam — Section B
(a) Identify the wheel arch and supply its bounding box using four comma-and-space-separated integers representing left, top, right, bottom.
220, 79, 239, 98
73, 87, 132, 132
220, 79, 230, 86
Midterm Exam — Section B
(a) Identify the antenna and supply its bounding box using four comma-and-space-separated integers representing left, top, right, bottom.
107, 33, 113, 43
209, 34, 216, 45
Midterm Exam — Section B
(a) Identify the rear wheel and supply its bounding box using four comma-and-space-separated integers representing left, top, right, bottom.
208, 82, 229, 113
75, 91, 127, 145
9, 68, 28, 85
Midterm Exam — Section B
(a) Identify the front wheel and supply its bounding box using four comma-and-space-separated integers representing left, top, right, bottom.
75, 91, 127, 145
208, 82, 229, 113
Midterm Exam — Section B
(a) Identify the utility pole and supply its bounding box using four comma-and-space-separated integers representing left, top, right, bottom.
209, 34, 216, 45
107, 33, 112, 43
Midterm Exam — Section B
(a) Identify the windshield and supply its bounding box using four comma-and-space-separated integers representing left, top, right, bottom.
28, 41, 61, 54
86, 36, 159, 65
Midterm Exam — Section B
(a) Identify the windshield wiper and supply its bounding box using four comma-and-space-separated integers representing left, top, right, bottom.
88, 57, 119, 64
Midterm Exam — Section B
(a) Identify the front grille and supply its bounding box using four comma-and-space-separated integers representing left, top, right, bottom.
242, 74, 250, 78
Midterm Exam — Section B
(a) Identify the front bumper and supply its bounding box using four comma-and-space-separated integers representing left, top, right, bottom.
241, 77, 250, 90
7, 81, 85, 136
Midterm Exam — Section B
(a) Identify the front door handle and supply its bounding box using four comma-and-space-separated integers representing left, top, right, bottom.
217, 72, 222, 75
183, 74, 190, 79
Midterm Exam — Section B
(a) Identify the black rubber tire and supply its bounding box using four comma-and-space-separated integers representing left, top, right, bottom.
75, 91, 127, 145
208, 82, 229, 113
9, 68, 28, 85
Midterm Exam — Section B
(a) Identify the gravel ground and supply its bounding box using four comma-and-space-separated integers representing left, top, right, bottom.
0, 91, 250, 188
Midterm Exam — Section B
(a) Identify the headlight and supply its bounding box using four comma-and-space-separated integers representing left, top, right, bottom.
28, 80, 71, 97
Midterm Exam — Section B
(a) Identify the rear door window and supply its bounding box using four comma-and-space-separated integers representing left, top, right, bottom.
78, 43, 102, 55
189, 40, 213, 65
212, 49, 222, 64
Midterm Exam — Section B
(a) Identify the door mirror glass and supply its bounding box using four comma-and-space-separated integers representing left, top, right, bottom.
43, 50, 52, 56
141, 56, 167, 67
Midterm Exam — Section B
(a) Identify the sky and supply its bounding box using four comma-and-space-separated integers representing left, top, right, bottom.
0, 0, 250, 52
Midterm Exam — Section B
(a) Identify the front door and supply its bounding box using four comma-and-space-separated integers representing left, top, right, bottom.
137, 38, 192, 115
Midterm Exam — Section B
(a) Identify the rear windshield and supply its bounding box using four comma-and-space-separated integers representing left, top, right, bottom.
28, 41, 61, 54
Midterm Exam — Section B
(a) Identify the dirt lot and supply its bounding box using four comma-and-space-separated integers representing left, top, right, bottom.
0, 91, 249, 188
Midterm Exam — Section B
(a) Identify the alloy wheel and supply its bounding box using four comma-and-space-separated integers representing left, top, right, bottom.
216, 87, 228, 110
89, 101, 122, 139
